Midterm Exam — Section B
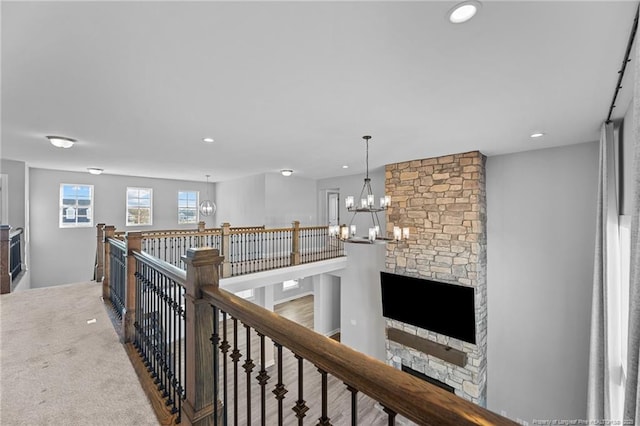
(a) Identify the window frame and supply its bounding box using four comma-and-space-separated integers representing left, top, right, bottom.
59, 183, 94, 228
283, 279, 299, 291
178, 190, 199, 225
126, 187, 153, 227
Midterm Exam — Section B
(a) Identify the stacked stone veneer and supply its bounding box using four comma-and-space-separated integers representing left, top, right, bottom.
385, 151, 487, 406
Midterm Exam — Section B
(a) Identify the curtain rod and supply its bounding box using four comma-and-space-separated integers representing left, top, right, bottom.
606, 2, 639, 123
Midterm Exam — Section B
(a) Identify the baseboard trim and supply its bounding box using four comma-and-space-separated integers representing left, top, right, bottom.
124, 343, 179, 425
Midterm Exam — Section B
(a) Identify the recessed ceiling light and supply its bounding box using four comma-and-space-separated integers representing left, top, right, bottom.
448, 0, 482, 24
342, 165, 349, 169
46, 135, 76, 149
87, 168, 103, 175
281, 169, 293, 177
202, 137, 215, 143
530, 132, 545, 138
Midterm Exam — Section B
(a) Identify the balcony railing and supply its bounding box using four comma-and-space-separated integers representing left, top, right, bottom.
95, 221, 344, 282
1, 225, 24, 294
96, 222, 516, 425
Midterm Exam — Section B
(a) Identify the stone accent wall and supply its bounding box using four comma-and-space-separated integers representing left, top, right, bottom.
384, 151, 487, 405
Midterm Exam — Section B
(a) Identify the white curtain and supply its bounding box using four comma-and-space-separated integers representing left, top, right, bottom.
588, 122, 626, 422
623, 29, 640, 423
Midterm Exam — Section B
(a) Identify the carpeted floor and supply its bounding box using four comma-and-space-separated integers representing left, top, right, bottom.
0, 281, 158, 426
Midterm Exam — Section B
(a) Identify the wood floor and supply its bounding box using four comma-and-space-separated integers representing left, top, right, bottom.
216, 294, 415, 426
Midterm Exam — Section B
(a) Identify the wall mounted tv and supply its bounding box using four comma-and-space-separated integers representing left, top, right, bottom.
380, 271, 476, 344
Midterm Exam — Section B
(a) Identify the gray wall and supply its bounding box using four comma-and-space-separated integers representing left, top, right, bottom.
265, 173, 317, 227
272, 276, 314, 303
333, 243, 387, 361
317, 167, 386, 236
215, 172, 317, 227
486, 142, 598, 422
215, 173, 266, 226
1, 159, 26, 229
29, 168, 216, 288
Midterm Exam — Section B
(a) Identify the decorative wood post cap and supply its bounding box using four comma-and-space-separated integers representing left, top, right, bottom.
125, 230, 143, 238
183, 247, 224, 267
0, 225, 11, 231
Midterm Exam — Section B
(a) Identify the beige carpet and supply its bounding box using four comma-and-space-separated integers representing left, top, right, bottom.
0, 281, 158, 426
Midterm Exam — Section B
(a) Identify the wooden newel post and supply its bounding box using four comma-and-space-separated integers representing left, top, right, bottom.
124, 231, 142, 343
182, 247, 224, 426
220, 222, 231, 278
198, 221, 206, 233
94, 223, 105, 282
291, 220, 301, 265
0, 225, 11, 294
102, 225, 116, 301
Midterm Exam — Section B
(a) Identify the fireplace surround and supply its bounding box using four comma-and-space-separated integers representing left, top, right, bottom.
384, 151, 487, 405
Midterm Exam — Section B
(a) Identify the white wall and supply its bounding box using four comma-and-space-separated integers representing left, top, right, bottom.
333, 243, 387, 361
215, 173, 266, 226
272, 276, 314, 303
1, 159, 26, 229
317, 167, 386, 237
215, 172, 317, 228
265, 173, 317, 227
29, 168, 216, 288
313, 274, 341, 336
486, 142, 598, 422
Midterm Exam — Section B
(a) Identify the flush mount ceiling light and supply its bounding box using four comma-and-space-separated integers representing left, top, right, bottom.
530, 132, 546, 138
202, 137, 215, 143
448, 0, 482, 24
281, 169, 293, 177
46, 135, 76, 149
87, 168, 103, 175
342, 165, 349, 169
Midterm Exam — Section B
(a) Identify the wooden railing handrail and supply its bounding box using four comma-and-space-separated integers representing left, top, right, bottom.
228, 227, 293, 235
9, 227, 23, 239
139, 230, 222, 239
132, 249, 186, 286
201, 285, 515, 426
107, 237, 127, 252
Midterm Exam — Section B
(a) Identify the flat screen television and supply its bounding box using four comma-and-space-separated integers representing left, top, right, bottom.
380, 271, 476, 344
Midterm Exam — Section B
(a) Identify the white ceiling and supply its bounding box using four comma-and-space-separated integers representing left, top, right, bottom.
1, 1, 637, 183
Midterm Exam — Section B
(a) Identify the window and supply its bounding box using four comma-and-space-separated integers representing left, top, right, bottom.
60, 184, 93, 228
178, 191, 199, 224
283, 279, 299, 291
235, 289, 254, 300
126, 187, 152, 226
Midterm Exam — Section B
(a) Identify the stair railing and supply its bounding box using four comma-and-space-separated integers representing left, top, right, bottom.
98, 226, 516, 425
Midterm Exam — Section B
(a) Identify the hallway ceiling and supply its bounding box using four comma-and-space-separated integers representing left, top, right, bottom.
1, 1, 637, 183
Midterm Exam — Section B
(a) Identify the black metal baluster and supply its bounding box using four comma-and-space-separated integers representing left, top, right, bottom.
272, 343, 287, 425
382, 406, 397, 426
231, 318, 240, 425
317, 368, 331, 425
220, 312, 230, 426
178, 284, 184, 423
167, 278, 175, 412
243, 325, 255, 424
292, 355, 308, 425
211, 306, 220, 426
256, 333, 270, 426
346, 385, 358, 426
